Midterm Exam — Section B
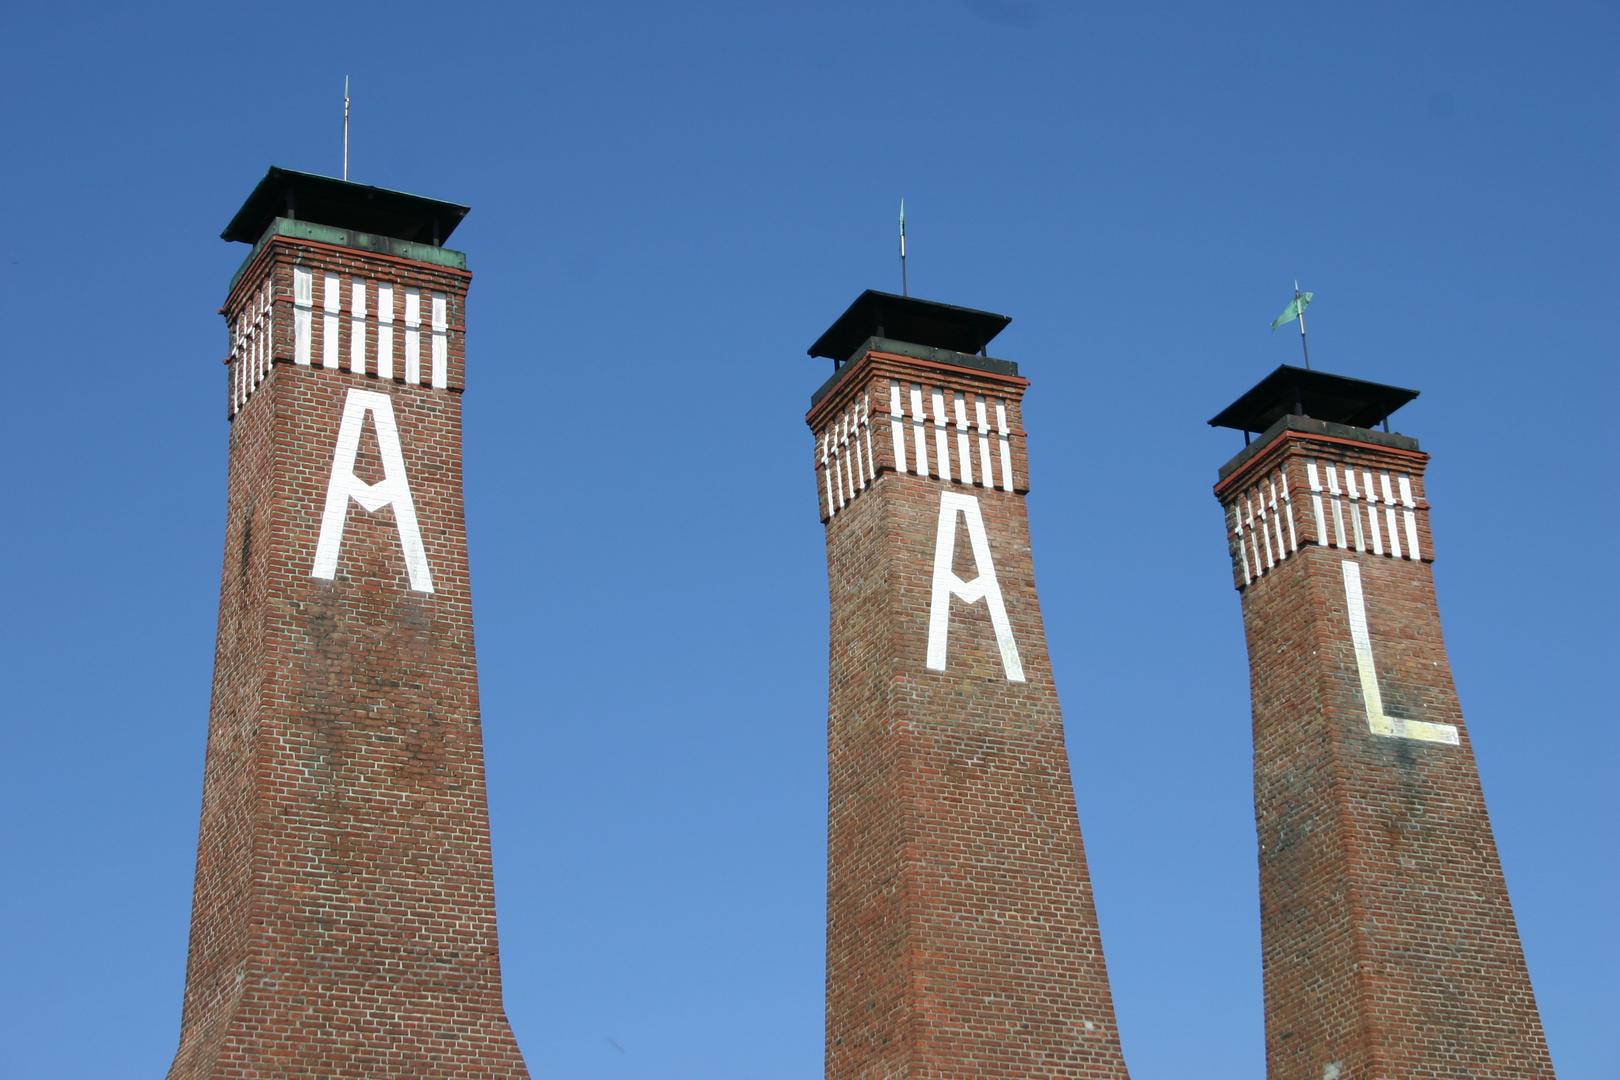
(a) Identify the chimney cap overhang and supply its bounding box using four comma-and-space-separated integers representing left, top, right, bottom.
222, 166, 470, 246
1208, 364, 1420, 433
809, 290, 1011, 363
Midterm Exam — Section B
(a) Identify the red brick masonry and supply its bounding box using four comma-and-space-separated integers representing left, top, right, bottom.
167, 235, 528, 1078
1216, 422, 1553, 1080
810, 350, 1132, 1080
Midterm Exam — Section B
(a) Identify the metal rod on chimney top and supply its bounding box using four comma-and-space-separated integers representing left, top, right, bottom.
343, 76, 350, 181
899, 200, 907, 297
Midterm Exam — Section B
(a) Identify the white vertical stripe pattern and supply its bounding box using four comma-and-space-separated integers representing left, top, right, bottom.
1226, 469, 1302, 582
228, 280, 278, 416
1229, 457, 1426, 587
229, 269, 456, 416
817, 382, 1016, 517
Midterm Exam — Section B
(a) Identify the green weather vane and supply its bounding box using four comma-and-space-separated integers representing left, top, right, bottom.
1271, 282, 1313, 369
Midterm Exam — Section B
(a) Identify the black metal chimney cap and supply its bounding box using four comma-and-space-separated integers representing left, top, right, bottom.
1208, 364, 1420, 433
222, 166, 470, 246
808, 290, 1011, 362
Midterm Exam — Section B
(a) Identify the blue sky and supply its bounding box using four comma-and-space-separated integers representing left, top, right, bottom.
0, 2, 1614, 1077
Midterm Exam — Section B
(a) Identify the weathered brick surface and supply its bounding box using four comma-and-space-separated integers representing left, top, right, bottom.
1216, 426, 1553, 1080
811, 350, 1131, 1080
168, 233, 528, 1078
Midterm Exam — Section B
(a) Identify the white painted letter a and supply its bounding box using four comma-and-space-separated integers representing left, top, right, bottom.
310, 388, 435, 593
926, 491, 1024, 681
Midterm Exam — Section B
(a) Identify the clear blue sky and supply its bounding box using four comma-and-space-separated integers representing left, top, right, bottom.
0, 2, 1613, 1077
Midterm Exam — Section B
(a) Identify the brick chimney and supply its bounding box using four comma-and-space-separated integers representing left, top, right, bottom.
167, 168, 528, 1078
807, 291, 1131, 1080
1210, 365, 1553, 1080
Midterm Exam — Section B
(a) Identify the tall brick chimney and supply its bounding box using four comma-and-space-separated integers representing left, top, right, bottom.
1210, 365, 1554, 1080
167, 168, 528, 1078
807, 291, 1131, 1080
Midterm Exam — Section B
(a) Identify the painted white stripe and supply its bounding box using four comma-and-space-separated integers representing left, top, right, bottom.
910, 384, 930, 478
974, 397, 994, 490
1231, 505, 1252, 586
832, 437, 845, 508
322, 274, 342, 370
430, 292, 448, 389
376, 283, 395, 380
1340, 560, 1459, 744
350, 280, 368, 375
860, 395, 876, 482
931, 388, 952, 483
1243, 496, 1258, 567
257, 283, 269, 384
888, 380, 908, 474
953, 392, 974, 487
1398, 474, 1422, 560
821, 433, 836, 517
293, 267, 313, 366
1386, 507, 1403, 558
996, 400, 1014, 492
844, 412, 855, 498
1281, 471, 1298, 551
1306, 460, 1327, 545
1345, 471, 1366, 551
376, 325, 393, 380
404, 288, 422, 384
841, 413, 854, 502
846, 410, 863, 494
1263, 482, 1276, 563
1363, 471, 1384, 555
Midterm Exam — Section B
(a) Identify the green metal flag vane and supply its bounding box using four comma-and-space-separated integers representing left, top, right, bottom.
1271, 282, 1313, 369
899, 199, 908, 296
